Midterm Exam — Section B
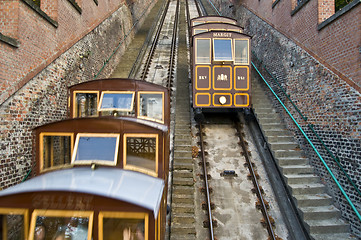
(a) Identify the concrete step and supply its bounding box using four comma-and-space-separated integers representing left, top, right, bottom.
172, 203, 195, 214
288, 183, 325, 195
174, 128, 191, 134
310, 233, 355, 240
266, 135, 295, 143
172, 195, 194, 204
173, 157, 193, 164
173, 170, 193, 178
281, 165, 315, 175
284, 174, 320, 184
277, 157, 308, 166
170, 225, 197, 235
305, 218, 350, 235
170, 234, 197, 240
173, 161, 193, 170
174, 151, 192, 159
174, 145, 191, 151
174, 134, 191, 141
172, 186, 194, 195
293, 194, 333, 208
173, 177, 194, 186
171, 213, 195, 224
174, 139, 192, 145
264, 128, 292, 137
269, 142, 299, 151
255, 112, 282, 121
274, 149, 303, 158
258, 117, 283, 124
299, 206, 341, 220
252, 107, 276, 114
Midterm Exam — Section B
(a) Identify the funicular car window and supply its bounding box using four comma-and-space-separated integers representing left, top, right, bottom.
124, 134, 158, 176
40, 133, 73, 171
194, 29, 208, 35
234, 39, 249, 64
196, 39, 211, 64
72, 133, 120, 166
99, 212, 148, 240
98, 92, 135, 116
29, 210, 93, 240
0, 208, 28, 240
74, 91, 99, 118
138, 92, 164, 123
213, 39, 233, 61
192, 21, 204, 26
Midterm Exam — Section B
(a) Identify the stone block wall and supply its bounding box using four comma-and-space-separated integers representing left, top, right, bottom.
0, 0, 157, 188
214, 1, 361, 237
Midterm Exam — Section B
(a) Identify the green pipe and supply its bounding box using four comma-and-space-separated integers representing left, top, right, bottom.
252, 59, 361, 197
252, 61, 361, 222
21, 169, 31, 182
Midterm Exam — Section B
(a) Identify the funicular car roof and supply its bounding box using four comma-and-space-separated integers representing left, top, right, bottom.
0, 167, 164, 217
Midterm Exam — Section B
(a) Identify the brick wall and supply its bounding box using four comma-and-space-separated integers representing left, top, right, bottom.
0, 1, 20, 39
0, 0, 157, 188
225, 0, 361, 90
215, 1, 361, 236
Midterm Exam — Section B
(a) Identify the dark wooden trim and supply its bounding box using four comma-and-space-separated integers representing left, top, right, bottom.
272, 0, 281, 9
0, 32, 20, 48
21, 0, 58, 28
318, 0, 360, 30
67, 0, 83, 14
291, 0, 310, 16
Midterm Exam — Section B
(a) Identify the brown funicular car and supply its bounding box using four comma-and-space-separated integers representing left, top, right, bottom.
0, 79, 171, 239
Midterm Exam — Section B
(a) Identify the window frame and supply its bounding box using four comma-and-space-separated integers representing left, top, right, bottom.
0, 208, 29, 240
39, 132, 74, 172
234, 38, 250, 65
73, 90, 99, 118
212, 38, 234, 62
195, 38, 212, 64
98, 91, 135, 112
28, 209, 93, 240
98, 211, 149, 240
123, 133, 159, 177
71, 133, 120, 166
137, 91, 165, 124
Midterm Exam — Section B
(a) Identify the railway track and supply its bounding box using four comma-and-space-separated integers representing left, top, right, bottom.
195, 113, 284, 240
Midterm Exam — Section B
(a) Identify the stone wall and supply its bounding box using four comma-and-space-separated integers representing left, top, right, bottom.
214, 1, 361, 237
0, 0, 157, 189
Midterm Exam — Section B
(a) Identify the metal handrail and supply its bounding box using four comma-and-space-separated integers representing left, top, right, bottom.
252, 57, 361, 198
252, 62, 361, 222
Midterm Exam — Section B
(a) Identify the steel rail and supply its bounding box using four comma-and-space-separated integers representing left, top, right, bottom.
194, 0, 203, 17
235, 119, 277, 240
140, 0, 171, 81
167, 0, 180, 90
198, 123, 215, 240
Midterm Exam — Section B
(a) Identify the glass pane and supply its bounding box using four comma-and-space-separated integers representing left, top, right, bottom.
213, 39, 233, 61
103, 218, 144, 240
126, 137, 156, 172
196, 39, 211, 64
138, 93, 163, 122
1, 214, 25, 240
194, 29, 207, 35
235, 40, 248, 64
99, 93, 134, 111
42, 135, 72, 169
33, 216, 89, 240
75, 93, 98, 118
74, 136, 118, 163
